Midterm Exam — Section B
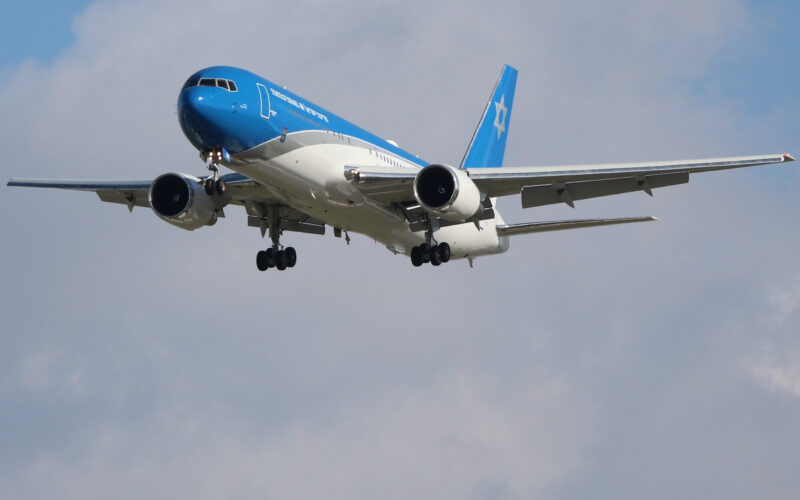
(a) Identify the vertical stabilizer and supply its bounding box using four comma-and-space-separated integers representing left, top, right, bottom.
460, 65, 518, 169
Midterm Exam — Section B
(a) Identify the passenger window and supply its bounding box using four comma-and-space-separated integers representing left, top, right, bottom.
199, 78, 215, 87
228, 81, 237, 92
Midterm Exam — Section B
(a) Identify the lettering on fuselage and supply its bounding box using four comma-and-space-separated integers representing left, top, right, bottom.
269, 87, 330, 123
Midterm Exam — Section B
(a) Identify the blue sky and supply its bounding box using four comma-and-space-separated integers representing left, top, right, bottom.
1, 1, 799, 499
0, 0, 94, 65
696, 1, 800, 114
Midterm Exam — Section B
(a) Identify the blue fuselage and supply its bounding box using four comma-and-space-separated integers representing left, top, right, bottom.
177, 66, 425, 166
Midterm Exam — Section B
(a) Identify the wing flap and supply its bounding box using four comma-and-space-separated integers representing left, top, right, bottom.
521, 171, 689, 208
496, 216, 658, 236
247, 215, 325, 235
96, 189, 150, 208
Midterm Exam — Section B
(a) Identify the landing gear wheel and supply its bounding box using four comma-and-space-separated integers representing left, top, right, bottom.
285, 247, 297, 268
256, 250, 269, 271
430, 248, 442, 266
204, 178, 215, 195
437, 242, 451, 263
275, 250, 288, 270
421, 243, 432, 263
410, 246, 423, 267
215, 178, 227, 195
265, 248, 276, 268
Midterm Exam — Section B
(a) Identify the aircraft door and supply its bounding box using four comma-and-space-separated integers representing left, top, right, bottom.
257, 83, 271, 119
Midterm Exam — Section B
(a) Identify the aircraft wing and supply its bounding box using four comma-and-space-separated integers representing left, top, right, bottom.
7, 172, 269, 209
346, 153, 795, 207
7, 172, 326, 236
7, 178, 154, 210
469, 153, 794, 208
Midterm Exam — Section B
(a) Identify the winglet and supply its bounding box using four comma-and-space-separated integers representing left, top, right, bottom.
784, 153, 795, 162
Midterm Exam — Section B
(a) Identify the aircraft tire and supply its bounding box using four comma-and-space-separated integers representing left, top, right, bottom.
215, 178, 227, 195
285, 247, 297, 267
275, 250, 288, 270
265, 248, 276, 268
411, 246, 423, 267
438, 243, 451, 263
204, 178, 215, 195
256, 250, 269, 271
421, 244, 431, 263
430, 248, 442, 266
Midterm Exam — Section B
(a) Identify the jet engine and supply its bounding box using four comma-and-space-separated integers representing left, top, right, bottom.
149, 173, 218, 230
413, 164, 482, 222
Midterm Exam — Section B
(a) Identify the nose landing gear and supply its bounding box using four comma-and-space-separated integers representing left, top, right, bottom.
203, 147, 229, 195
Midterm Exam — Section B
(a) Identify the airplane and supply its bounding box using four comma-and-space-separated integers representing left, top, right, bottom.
7, 64, 795, 271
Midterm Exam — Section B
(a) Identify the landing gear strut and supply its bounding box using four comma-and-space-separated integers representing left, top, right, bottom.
255, 206, 297, 272
204, 147, 228, 196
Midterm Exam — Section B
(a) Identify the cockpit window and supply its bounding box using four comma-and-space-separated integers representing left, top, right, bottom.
182, 77, 200, 89
186, 77, 239, 92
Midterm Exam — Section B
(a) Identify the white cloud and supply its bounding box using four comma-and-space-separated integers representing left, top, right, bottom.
749, 351, 800, 398
11, 372, 592, 500
766, 274, 800, 325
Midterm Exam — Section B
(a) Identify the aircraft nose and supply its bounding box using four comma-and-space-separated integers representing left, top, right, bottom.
177, 86, 235, 152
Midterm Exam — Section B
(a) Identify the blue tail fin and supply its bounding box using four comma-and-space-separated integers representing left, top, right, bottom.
460, 65, 518, 169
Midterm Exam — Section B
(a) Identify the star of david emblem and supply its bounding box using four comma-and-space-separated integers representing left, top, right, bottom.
493, 94, 507, 139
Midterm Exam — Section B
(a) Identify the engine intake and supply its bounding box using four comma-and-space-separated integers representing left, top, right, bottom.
413, 164, 482, 221
149, 173, 217, 230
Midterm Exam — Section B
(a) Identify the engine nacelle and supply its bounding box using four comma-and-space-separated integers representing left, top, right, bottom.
149, 173, 217, 230
413, 164, 482, 222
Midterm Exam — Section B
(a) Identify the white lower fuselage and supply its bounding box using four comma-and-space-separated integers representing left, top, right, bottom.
230, 132, 510, 259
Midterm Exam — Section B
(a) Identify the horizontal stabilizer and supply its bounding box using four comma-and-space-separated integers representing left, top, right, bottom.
496, 216, 657, 236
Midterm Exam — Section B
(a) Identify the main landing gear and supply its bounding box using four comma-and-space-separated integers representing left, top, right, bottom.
256, 246, 297, 271
410, 219, 452, 267
410, 242, 451, 267
203, 147, 228, 196
255, 205, 298, 272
